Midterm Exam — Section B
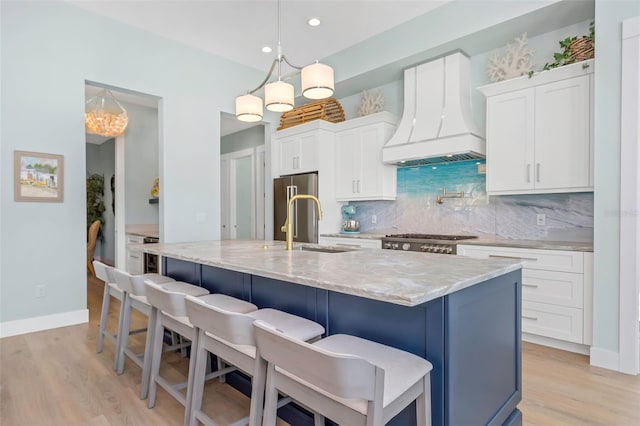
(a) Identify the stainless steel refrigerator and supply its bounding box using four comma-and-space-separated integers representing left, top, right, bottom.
273, 173, 319, 243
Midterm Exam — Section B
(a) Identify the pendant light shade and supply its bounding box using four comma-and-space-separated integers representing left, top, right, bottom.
301, 62, 334, 100
265, 80, 294, 112
85, 89, 129, 137
235, 94, 264, 122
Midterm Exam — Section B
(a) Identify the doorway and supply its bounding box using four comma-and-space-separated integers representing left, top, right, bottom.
220, 113, 266, 240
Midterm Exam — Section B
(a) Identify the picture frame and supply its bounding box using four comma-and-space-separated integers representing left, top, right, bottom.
14, 150, 64, 202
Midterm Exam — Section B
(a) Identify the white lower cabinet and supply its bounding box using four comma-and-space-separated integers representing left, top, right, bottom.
318, 236, 382, 249
457, 244, 593, 350
126, 234, 144, 275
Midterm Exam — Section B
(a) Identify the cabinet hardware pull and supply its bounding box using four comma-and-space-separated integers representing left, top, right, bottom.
527, 164, 531, 183
523, 315, 538, 321
352, 180, 356, 193
357, 180, 361, 193
536, 163, 541, 182
488, 254, 538, 261
523, 283, 539, 288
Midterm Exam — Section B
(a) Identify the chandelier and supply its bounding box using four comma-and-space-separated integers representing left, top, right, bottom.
85, 89, 129, 137
235, 0, 334, 122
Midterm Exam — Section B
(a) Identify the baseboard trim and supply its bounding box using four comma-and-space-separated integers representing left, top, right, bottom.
523, 333, 590, 355
0, 309, 89, 338
590, 346, 620, 371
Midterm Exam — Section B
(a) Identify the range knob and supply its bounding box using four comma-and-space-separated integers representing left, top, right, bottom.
436, 247, 445, 253
402, 243, 411, 251
445, 247, 453, 254
391, 243, 400, 250
383, 242, 392, 249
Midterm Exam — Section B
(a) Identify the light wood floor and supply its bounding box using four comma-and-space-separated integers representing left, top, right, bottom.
0, 275, 638, 425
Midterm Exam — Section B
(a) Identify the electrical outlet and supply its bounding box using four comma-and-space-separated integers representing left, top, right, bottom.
371, 215, 377, 224
35, 285, 46, 298
536, 214, 546, 226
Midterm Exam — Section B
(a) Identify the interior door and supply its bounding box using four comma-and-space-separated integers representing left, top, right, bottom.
220, 157, 230, 239
232, 154, 254, 239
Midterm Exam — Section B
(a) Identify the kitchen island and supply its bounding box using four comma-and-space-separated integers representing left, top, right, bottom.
141, 240, 523, 426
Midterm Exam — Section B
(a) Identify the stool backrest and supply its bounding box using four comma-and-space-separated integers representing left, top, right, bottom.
185, 296, 256, 346
93, 260, 112, 284
109, 267, 135, 294
253, 320, 378, 401
145, 280, 188, 317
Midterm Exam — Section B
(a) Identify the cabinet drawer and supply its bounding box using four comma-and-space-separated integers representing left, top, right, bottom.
522, 301, 583, 343
126, 235, 145, 245
319, 237, 381, 249
457, 245, 583, 273
522, 269, 584, 308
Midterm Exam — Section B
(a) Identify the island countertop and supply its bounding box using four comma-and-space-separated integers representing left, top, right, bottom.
140, 240, 521, 307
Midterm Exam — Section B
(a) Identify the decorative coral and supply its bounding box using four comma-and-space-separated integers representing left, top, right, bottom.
357, 89, 384, 117
487, 33, 534, 82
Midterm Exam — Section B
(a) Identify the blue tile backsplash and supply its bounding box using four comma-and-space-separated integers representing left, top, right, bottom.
351, 160, 594, 242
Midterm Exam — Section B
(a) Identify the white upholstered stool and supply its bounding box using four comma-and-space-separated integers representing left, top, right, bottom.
145, 281, 258, 426
184, 296, 325, 426
93, 261, 177, 372
254, 320, 433, 426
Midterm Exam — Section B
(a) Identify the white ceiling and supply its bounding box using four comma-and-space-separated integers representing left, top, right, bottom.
69, 0, 450, 72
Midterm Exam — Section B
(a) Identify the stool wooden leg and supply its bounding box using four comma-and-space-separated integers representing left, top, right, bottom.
416, 375, 431, 426
147, 312, 165, 409
248, 351, 267, 426
217, 357, 227, 384
113, 293, 129, 371
183, 328, 200, 426
116, 295, 133, 375
261, 363, 278, 426
97, 284, 111, 353
140, 306, 158, 400
313, 413, 325, 426
188, 329, 209, 426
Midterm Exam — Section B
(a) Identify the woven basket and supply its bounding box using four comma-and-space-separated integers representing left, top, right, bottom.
567, 38, 594, 64
278, 98, 345, 131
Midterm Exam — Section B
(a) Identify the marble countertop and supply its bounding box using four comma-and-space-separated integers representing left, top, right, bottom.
322, 232, 593, 252
458, 237, 593, 252
139, 240, 521, 307
125, 224, 159, 239
320, 233, 386, 240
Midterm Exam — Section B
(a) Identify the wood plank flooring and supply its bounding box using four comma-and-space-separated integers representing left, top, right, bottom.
1, 274, 638, 425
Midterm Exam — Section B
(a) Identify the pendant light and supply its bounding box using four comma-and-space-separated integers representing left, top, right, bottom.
235, 0, 334, 122
85, 89, 129, 137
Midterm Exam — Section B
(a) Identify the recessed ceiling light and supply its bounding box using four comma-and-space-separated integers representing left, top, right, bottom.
261, 46, 272, 53
308, 18, 321, 27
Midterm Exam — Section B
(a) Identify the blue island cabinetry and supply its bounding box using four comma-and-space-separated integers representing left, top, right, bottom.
163, 257, 522, 426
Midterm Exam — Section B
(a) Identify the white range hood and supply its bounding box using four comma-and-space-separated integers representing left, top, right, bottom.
382, 52, 485, 166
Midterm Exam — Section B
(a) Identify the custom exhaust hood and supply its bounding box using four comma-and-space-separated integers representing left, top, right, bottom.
382, 52, 485, 166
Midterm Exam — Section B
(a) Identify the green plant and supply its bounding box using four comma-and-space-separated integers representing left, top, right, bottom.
86, 174, 105, 239
528, 22, 594, 77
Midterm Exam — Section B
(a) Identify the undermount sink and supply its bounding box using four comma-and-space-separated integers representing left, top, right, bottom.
296, 246, 351, 254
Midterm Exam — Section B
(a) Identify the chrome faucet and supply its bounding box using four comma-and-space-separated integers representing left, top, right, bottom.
281, 194, 322, 251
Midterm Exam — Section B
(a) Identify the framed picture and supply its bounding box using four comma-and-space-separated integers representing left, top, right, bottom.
14, 150, 64, 202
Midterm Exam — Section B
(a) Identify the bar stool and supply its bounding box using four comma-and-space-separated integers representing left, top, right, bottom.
254, 320, 433, 426
184, 295, 325, 426
92, 261, 176, 371
144, 281, 259, 426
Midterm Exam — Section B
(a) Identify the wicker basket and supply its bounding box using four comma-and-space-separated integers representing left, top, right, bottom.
278, 98, 345, 131
567, 37, 594, 64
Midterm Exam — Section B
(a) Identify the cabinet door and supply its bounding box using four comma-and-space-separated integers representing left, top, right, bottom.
357, 125, 382, 197
486, 88, 535, 193
534, 75, 590, 190
298, 133, 319, 173
278, 136, 299, 175
334, 130, 359, 199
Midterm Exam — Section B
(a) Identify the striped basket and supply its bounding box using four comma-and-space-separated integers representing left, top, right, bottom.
567, 38, 594, 64
278, 98, 345, 131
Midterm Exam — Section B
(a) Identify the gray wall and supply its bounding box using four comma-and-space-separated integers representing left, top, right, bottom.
86, 139, 115, 265
221, 125, 265, 155
123, 102, 160, 226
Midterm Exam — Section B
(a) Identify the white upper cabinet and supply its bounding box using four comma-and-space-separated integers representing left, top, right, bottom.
277, 132, 320, 176
334, 113, 397, 201
478, 59, 594, 195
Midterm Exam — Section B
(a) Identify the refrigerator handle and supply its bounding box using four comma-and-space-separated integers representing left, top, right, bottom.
292, 185, 298, 238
